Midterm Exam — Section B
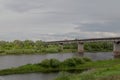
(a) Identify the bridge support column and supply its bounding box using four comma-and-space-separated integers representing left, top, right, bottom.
78, 42, 84, 55
60, 43, 64, 52
113, 41, 120, 58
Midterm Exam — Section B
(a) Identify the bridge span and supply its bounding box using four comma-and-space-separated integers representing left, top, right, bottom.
46, 37, 120, 58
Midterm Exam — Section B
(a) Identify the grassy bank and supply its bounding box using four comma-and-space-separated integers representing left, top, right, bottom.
0, 57, 120, 80
1, 58, 120, 76
55, 59, 120, 80
55, 64, 120, 80
0, 57, 92, 75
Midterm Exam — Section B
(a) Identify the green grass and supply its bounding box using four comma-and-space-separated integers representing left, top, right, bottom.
55, 59, 120, 80
72, 64, 120, 80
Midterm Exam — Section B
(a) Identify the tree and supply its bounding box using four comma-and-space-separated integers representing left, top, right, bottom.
13, 40, 24, 49
23, 40, 35, 49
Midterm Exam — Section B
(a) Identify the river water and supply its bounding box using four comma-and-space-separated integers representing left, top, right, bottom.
0, 73, 58, 80
0, 52, 114, 80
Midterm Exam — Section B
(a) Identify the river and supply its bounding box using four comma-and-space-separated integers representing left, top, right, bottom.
0, 52, 114, 80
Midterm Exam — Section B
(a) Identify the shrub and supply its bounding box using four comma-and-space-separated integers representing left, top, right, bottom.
62, 57, 90, 67
62, 58, 77, 67
40, 59, 60, 68
45, 48, 59, 53
0, 50, 5, 53
5, 49, 36, 55
50, 59, 61, 68
73, 57, 85, 64
40, 59, 51, 68
83, 57, 92, 62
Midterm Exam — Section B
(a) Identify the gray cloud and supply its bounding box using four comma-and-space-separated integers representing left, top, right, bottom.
2, 0, 44, 12
75, 20, 120, 32
0, 0, 119, 41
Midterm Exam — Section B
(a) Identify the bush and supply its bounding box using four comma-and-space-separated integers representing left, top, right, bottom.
45, 48, 59, 53
62, 58, 76, 67
83, 57, 92, 62
40, 59, 61, 68
5, 49, 36, 55
62, 57, 82, 67
40, 59, 51, 68
50, 59, 61, 68
73, 57, 85, 64
0, 50, 5, 53
62, 57, 91, 67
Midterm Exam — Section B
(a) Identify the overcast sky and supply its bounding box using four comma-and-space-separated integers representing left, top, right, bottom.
0, 0, 120, 41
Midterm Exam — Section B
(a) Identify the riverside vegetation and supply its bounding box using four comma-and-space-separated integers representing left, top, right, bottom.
55, 59, 120, 80
0, 40, 113, 55
1, 57, 120, 80
0, 57, 92, 75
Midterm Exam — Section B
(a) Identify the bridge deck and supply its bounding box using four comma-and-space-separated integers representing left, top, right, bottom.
47, 37, 120, 44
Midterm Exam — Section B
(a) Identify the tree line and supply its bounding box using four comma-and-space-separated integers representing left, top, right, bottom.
0, 40, 113, 55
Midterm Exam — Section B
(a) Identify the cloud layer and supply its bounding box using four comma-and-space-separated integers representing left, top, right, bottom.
0, 0, 119, 41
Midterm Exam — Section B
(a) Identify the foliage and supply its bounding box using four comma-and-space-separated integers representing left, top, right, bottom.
50, 59, 61, 68
55, 59, 120, 80
40, 58, 61, 68
1, 57, 120, 80
0, 57, 92, 75
0, 40, 113, 55
83, 57, 92, 62
62, 57, 85, 67
40, 59, 51, 67
84, 42, 113, 52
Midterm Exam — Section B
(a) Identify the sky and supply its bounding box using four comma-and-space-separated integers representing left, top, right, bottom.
0, 0, 120, 41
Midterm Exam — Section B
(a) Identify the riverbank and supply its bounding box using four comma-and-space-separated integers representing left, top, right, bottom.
0, 57, 92, 75
0, 40, 113, 55
55, 59, 120, 80
0, 58, 120, 76
0, 49, 112, 56
0, 50, 112, 56
0, 49, 77, 56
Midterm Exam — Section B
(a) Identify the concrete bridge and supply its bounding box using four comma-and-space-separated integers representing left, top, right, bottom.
47, 37, 120, 58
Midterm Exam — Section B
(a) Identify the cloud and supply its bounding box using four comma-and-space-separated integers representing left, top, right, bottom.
0, 0, 119, 41
1, 0, 44, 12
75, 20, 120, 33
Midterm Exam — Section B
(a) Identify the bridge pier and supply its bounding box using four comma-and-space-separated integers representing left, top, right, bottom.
60, 43, 64, 52
113, 41, 120, 58
78, 42, 84, 55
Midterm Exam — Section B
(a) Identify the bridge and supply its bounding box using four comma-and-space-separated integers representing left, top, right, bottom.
46, 37, 120, 58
